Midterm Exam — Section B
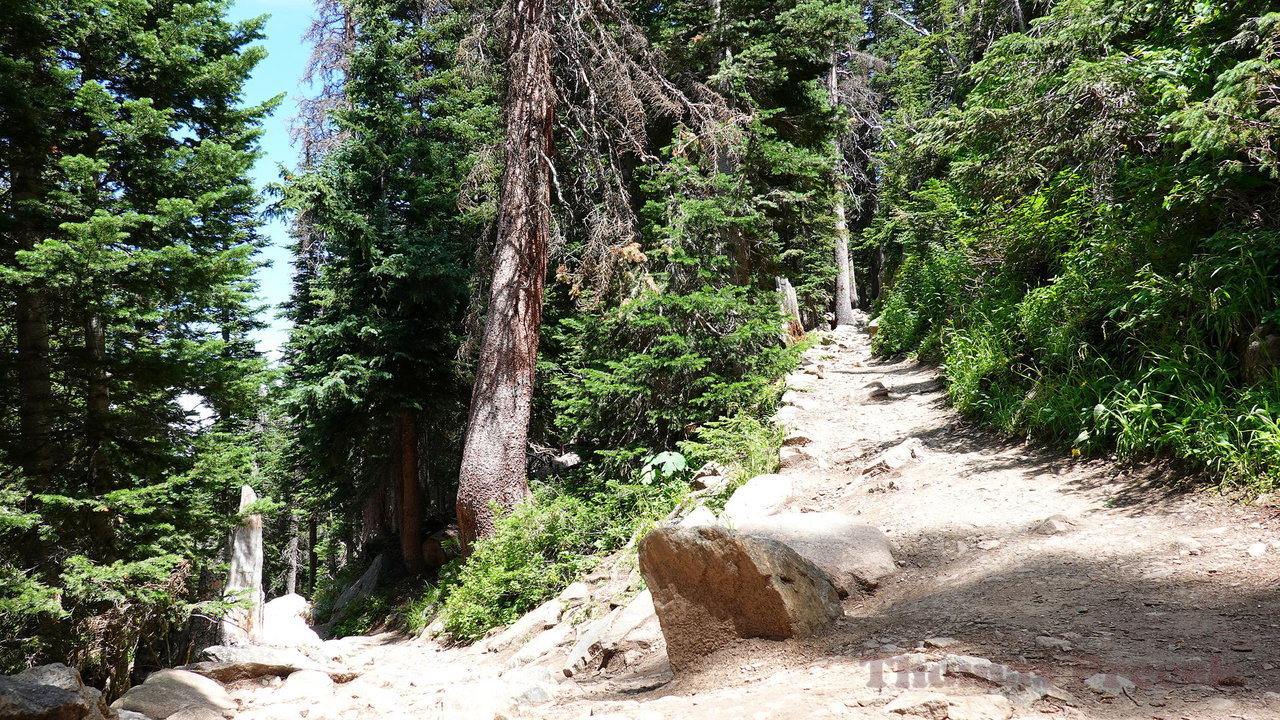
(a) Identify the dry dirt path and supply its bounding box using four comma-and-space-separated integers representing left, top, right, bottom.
231, 321, 1280, 720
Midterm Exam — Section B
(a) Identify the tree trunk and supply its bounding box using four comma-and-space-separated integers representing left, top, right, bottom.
11, 160, 54, 480
833, 196, 857, 326
399, 411, 423, 572
455, 0, 553, 551
829, 58, 856, 326
85, 314, 111, 491
308, 514, 318, 593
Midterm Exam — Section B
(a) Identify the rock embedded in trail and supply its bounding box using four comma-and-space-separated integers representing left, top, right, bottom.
1032, 515, 1073, 535
638, 526, 841, 671
737, 512, 896, 597
110, 669, 237, 720
1084, 672, 1135, 696
562, 589, 662, 677
778, 445, 825, 471
722, 474, 794, 524
862, 437, 925, 476
864, 381, 891, 401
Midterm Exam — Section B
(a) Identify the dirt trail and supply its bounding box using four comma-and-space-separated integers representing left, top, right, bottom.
235, 321, 1280, 720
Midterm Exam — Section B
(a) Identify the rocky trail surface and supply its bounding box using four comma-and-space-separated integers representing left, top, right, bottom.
67, 319, 1280, 720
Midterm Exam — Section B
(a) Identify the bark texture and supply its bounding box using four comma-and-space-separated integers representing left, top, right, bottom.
456, 0, 553, 550
830, 60, 857, 326
399, 411, 423, 572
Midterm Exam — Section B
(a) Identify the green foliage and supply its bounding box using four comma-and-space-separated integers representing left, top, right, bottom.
867, 0, 1280, 490
437, 487, 613, 643
679, 413, 785, 483
0, 0, 272, 688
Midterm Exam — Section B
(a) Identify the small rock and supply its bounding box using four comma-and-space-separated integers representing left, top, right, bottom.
1247, 542, 1267, 557
1033, 515, 1072, 535
1084, 673, 1135, 696
688, 462, 726, 490
976, 540, 1001, 551
923, 637, 958, 649
551, 452, 581, 472
864, 381, 891, 401
559, 581, 591, 605
1173, 537, 1202, 556
478, 596, 563, 654
779, 445, 825, 471
676, 504, 721, 528
883, 690, 949, 719
782, 431, 812, 447
271, 669, 334, 704
947, 694, 1014, 720
1034, 636, 1073, 652
862, 438, 924, 476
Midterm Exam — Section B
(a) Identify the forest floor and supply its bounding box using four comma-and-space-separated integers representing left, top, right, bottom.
234, 322, 1280, 720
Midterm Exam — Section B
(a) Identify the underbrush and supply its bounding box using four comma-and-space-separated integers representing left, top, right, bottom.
874, 214, 1280, 492
424, 405, 786, 644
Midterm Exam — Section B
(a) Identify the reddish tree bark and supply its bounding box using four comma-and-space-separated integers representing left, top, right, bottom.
399, 411, 423, 572
456, 0, 554, 551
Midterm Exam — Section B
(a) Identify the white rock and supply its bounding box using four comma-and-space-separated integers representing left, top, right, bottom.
1174, 537, 1202, 556
261, 593, 322, 648
478, 597, 563, 654
270, 669, 333, 705
1084, 672, 1135, 696
1033, 515, 1072, 535
562, 590, 660, 677
722, 474, 794, 524
1247, 542, 1268, 557
862, 437, 924, 475
558, 582, 591, 606
677, 504, 722, 528
506, 623, 572, 668
923, 637, 958, 649
779, 445, 825, 471
883, 690, 949, 718
111, 669, 237, 720
947, 694, 1014, 720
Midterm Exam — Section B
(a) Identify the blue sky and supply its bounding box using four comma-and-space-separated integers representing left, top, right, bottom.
226, 0, 315, 359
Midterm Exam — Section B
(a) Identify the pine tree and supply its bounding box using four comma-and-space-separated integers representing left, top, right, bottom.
280, 0, 495, 570
0, 0, 271, 690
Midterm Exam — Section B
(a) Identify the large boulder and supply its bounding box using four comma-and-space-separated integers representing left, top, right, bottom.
7, 664, 110, 720
260, 594, 321, 648
738, 512, 895, 597
722, 474, 794, 524
110, 670, 236, 720
638, 526, 841, 670
0, 675, 91, 720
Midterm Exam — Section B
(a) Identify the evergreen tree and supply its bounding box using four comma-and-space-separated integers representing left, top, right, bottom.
0, 0, 270, 691
280, 0, 494, 570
